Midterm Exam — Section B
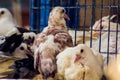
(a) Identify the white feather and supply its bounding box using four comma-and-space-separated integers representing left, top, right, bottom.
56, 44, 103, 80
0, 8, 19, 37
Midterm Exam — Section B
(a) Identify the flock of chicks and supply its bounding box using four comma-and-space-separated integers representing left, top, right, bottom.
0, 6, 120, 80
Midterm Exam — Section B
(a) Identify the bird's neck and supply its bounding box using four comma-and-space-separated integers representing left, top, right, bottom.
0, 17, 16, 25
48, 17, 68, 31
0, 17, 19, 37
48, 24, 68, 32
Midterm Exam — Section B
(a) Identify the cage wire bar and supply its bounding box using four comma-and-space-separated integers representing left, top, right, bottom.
30, 0, 120, 55
98, 0, 103, 54
82, 0, 86, 44
107, 0, 112, 63
115, 0, 119, 54
30, 0, 40, 33
74, 0, 79, 46
90, 0, 95, 48
30, 0, 50, 32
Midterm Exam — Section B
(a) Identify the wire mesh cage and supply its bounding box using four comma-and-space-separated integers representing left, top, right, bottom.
30, 0, 120, 61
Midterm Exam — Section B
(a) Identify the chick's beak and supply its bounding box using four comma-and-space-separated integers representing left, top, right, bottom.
25, 49, 33, 57
64, 14, 70, 20
74, 54, 81, 63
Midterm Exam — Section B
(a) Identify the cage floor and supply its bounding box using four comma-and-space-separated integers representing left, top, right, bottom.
0, 57, 17, 78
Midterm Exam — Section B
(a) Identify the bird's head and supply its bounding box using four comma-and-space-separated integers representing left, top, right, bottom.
0, 8, 14, 21
74, 44, 94, 63
0, 8, 18, 36
91, 15, 116, 37
14, 43, 33, 59
48, 7, 70, 31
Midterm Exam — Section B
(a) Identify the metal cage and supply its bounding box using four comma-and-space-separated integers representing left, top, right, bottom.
30, 0, 120, 61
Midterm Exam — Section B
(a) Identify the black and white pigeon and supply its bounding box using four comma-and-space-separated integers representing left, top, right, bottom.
0, 8, 36, 58
0, 32, 36, 58
0, 8, 37, 79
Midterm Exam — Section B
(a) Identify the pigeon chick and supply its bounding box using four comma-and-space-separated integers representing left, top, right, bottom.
91, 15, 118, 37
56, 44, 104, 80
91, 15, 120, 54
0, 32, 36, 59
13, 42, 33, 59
33, 6, 73, 79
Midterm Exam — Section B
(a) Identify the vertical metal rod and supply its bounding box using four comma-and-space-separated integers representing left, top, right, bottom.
99, 0, 103, 53
30, 0, 33, 31
107, 0, 112, 64
44, 0, 47, 28
83, 0, 87, 44
90, 0, 95, 48
30, 0, 40, 33
37, 0, 40, 33
74, 0, 79, 46
64, 0, 71, 29
115, 0, 119, 55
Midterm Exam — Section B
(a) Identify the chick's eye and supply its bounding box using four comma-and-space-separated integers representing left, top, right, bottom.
1, 11, 4, 15
0, 38, 5, 40
20, 47, 24, 50
100, 26, 103, 29
80, 49, 84, 53
61, 9, 65, 13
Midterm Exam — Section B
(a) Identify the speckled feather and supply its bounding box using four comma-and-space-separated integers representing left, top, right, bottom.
33, 7, 73, 79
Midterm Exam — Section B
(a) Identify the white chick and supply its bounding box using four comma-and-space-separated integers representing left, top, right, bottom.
56, 44, 103, 80
0, 8, 20, 37
104, 54, 120, 80
92, 15, 117, 37
91, 15, 120, 54
0, 8, 36, 38
33, 6, 73, 79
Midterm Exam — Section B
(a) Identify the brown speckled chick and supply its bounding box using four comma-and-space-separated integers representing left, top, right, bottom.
33, 6, 73, 79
